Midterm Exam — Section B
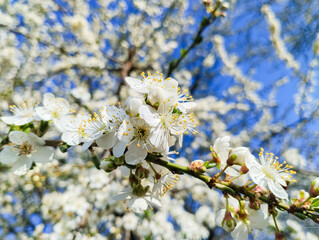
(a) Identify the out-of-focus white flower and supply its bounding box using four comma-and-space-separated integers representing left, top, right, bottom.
35, 93, 71, 132
246, 148, 296, 200
113, 187, 161, 214
310, 177, 319, 197
1, 100, 39, 125
0, 131, 54, 175
71, 86, 91, 102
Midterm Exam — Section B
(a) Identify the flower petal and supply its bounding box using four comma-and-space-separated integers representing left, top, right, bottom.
12, 156, 32, 175
268, 179, 288, 200
9, 131, 28, 145
96, 132, 117, 149
113, 140, 127, 157
32, 147, 54, 163
125, 77, 148, 93
129, 197, 148, 213
0, 147, 19, 164
35, 107, 52, 121
231, 222, 249, 240
125, 142, 147, 165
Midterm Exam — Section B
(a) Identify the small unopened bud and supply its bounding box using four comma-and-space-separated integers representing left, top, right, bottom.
229, 147, 249, 166
148, 87, 164, 106
100, 159, 117, 172
198, 166, 207, 173
189, 160, 205, 172
309, 177, 319, 197
254, 186, 268, 195
125, 97, 143, 116
129, 174, 140, 187
221, 2, 230, 11
275, 232, 286, 240
221, 211, 237, 232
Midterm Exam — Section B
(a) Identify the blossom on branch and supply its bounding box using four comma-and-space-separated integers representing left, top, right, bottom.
0, 131, 54, 175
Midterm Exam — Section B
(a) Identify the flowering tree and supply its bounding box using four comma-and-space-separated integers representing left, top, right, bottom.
0, 0, 319, 239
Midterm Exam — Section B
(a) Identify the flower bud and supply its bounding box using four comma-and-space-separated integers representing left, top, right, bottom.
129, 174, 140, 188
221, 211, 237, 232
229, 147, 249, 166
189, 160, 205, 172
100, 159, 117, 172
309, 177, 319, 197
148, 86, 165, 106
125, 97, 143, 116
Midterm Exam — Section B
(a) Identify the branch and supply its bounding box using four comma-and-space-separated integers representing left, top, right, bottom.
145, 154, 319, 224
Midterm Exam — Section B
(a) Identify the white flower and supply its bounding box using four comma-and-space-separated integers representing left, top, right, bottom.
216, 197, 268, 240
61, 113, 91, 146
1, 100, 39, 125
245, 148, 296, 200
35, 93, 71, 132
94, 105, 131, 157
139, 105, 197, 152
126, 72, 195, 113
124, 117, 154, 165
152, 168, 179, 197
113, 187, 161, 214
0, 131, 54, 175
125, 72, 178, 95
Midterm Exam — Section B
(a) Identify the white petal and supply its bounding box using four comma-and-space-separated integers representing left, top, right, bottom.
248, 207, 268, 229
125, 143, 148, 165
43, 93, 55, 107
113, 188, 131, 201
215, 209, 226, 227
231, 222, 249, 240
268, 179, 288, 200
139, 105, 160, 127
117, 119, 134, 143
0, 147, 19, 164
12, 156, 32, 175
62, 131, 81, 146
1, 116, 33, 125
213, 136, 230, 164
9, 131, 28, 145
178, 102, 196, 113
82, 140, 94, 151
144, 196, 161, 208
96, 132, 117, 149
35, 107, 52, 121
125, 77, 148, 93
113, 140, 127, 157
32, 147, 54, 163
129, 198, 148, 213
28, 132, 45, 145
53, 118, 66, 132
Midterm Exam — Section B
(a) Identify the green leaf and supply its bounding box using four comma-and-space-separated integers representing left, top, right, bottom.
311, 197, 319, 208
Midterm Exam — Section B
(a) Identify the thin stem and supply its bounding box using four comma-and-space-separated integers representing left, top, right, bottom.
272, 214, 280, 232
215, 165, 229, 179
228, 174, 242, 182
147, 161, 160, 177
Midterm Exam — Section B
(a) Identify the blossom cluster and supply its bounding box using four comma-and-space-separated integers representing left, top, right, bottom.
0, 72, 198, 213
